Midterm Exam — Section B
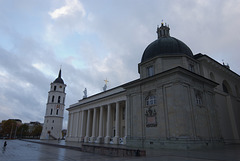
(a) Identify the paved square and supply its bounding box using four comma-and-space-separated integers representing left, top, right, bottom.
1, 140, 240, 161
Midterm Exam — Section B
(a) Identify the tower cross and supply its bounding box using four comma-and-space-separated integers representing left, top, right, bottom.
104, 78, 109, 85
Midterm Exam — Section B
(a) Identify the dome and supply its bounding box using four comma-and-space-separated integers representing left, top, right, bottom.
141, 24, 193, 63
53, 69, 64, 84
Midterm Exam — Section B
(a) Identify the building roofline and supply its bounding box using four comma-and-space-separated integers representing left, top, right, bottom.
123, 66, 219, 88
68, 86, 126, 110
194, 53, 240, 78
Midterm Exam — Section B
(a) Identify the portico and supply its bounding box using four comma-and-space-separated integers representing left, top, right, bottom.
66, 87, 127, 145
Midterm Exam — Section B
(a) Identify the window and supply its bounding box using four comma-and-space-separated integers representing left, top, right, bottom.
222, 80, 231, 94
146, 95, 156, 106
51, 127, 53, 130
189, 64, 195, 72
196, 94, 202, 105
54, 86, 56, 91
50, 109, 53, 115
52, 120, 54, 123
147, 66, 154, 77
223, 83, 228, 93
52, 96, 55, 103
122, 107, 125, 120
60, 85, 62, 88
195, 90, 203, 106
58, 96, 61, 103
56, 109, 59, 115
210, 72, 215, 81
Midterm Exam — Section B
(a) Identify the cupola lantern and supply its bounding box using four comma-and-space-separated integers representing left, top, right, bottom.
157, 23, 170, 38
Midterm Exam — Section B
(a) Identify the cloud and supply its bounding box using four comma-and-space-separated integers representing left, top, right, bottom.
46, 0, 87, 44
49, 0, 86, 19
0, 0, 240, 129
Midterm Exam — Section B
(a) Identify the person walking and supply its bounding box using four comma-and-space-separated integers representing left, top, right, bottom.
3, 141, 7, 147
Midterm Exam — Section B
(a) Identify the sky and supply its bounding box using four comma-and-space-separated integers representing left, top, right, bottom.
0, 0, 240, 129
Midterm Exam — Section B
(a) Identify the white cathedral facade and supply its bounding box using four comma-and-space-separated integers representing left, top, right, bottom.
66, 24, 240, 149
40, 69, 66, 140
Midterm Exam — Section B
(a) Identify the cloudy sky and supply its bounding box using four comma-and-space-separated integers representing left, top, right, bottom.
0, 0, 240, 129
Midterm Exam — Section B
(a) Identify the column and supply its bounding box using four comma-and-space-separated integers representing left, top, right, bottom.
77, 111, 82, 141
104, 104, 111, 143
66, 113, 71, 138
75, 112, 79, 137
124, 101, 127, 144
84, 109, 91, 142
69, 113, 74, 137
90, 107, 97, 142
113, 102, 120, 144
79, 110, 86, 142
96, 106, 104, 143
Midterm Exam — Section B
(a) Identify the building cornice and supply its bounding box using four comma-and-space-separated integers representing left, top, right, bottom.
194, 53, 240, 80
123, 66, 218, 89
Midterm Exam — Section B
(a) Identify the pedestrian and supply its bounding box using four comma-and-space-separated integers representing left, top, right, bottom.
3, 141, 7, 147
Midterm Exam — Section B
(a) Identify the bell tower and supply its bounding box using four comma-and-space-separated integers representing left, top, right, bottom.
40, 69, 66, 140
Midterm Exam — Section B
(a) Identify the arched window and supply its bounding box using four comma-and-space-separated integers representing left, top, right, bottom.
146, 95, 156, 106
52, 96, 55, 103
210, 72, 215, 81
222, 80, 231, 94
58, 96, 61, 103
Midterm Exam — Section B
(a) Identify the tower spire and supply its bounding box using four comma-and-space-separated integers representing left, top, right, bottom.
58, 69, 62, 78
53, 68, 64, 84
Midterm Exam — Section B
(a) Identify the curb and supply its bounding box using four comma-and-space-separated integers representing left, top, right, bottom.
21, 139, 82, 151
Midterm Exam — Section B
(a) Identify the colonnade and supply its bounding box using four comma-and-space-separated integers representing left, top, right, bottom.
67, 100, 127, 144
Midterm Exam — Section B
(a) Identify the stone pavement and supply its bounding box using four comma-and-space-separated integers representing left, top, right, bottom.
1, 139, 240, 161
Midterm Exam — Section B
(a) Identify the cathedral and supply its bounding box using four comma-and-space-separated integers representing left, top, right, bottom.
66, 23, 240, 149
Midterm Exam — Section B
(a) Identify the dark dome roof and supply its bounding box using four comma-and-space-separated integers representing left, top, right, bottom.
53, 69, 64, 84
141, 24, 193, 63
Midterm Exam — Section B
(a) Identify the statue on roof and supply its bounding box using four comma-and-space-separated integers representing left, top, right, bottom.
83, 88, 87, 99
103, 78, 109, 92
